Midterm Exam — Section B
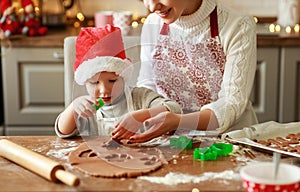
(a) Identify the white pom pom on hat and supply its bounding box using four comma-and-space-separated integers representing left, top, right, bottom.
74, 24, 133, 85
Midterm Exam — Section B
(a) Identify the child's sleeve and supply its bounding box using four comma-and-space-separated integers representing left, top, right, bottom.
54, 113, 78, 138
132, 87, 182, 114
150, 98, 182, 114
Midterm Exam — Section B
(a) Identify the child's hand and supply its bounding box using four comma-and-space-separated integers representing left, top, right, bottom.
112, 109, 149, 140
72, 96, 97, 118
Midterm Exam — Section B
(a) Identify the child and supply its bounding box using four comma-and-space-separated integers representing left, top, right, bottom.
55, 25, 181, 139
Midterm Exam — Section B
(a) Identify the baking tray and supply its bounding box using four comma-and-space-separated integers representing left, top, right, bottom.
223, 121, 300, 158
226, 137, 300, 158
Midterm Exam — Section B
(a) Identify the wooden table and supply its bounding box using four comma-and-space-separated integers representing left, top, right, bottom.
0, 136, 299, 192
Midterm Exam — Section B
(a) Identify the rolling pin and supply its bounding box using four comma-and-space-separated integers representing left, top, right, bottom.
0, 139, 80, 187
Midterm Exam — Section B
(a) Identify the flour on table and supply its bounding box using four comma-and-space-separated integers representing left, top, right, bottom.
46, 147, 78, 160
50, 139, 78, 148
137, 170, 241, 185
45, 139, 79, 160
32, 145, 48, 153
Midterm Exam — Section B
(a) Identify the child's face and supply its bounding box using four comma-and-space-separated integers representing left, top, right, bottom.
143, 0, 200, 24
86, 71, 124, 105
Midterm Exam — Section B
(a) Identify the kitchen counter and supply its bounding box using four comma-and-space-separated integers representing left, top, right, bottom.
0, 27, 79, 47
257, 35, 300, 47
0, 136, 299, 191
1, 26, 300, 48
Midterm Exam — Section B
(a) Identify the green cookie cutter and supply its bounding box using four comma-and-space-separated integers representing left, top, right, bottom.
193, 143, 233, 161
170, 136, 193, 149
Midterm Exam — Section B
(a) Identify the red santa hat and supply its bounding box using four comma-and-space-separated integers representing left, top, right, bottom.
1, 0, 12, 15
21, 0, 34, 8
74, 24, 133, 85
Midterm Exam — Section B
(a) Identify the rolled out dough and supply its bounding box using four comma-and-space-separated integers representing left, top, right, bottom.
68, 137, 166, 178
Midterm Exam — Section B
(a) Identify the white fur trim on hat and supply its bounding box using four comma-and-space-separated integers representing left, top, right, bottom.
74, 56, 133, 85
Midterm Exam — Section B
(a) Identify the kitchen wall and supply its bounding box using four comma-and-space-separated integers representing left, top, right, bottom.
220, 0, 278, 17
12, 0, 279, 18
78, 0, 148, 17
78, 0, 278, 18
10, 0, 278, 24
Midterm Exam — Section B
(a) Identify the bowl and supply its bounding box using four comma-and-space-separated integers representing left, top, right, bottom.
240, 162, 300, 192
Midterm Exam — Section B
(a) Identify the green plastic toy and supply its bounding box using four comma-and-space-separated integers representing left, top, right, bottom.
92, 98, 105, 110
193, 143, 233, 161
170, 136, 193, 149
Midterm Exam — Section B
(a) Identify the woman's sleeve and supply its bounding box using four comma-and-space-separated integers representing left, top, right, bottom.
201, 15, 257, 133
136, 14, 161, 92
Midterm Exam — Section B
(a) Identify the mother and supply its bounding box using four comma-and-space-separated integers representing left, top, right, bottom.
115, 0, 258, 143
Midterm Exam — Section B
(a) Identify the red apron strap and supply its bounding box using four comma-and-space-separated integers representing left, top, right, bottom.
210, 7, 219, 38
160, 23, 169, 35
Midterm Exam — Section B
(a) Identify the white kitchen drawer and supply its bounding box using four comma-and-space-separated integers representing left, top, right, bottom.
1, 47, 64, 131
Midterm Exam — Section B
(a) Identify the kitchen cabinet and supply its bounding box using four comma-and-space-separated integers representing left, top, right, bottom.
251, 47, 280, 123
0, 27, 77, 136
253, 46, 300, 124
1, 47, 64, 135
279, 47, 300, 123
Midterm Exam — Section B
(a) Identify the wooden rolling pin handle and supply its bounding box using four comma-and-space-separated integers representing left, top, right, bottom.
55, 169, 80, 187
0, 139, 80, 187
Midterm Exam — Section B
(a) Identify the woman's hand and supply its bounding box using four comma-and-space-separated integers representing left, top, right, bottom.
112, 109, 149, 140
72, 95, 97, 118
128, 111, 181, 143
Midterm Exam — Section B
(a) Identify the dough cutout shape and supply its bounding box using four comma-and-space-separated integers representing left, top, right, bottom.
68, 137, 166, 177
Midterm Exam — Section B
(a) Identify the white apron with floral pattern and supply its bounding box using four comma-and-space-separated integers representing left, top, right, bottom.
152, 8, 226, 113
